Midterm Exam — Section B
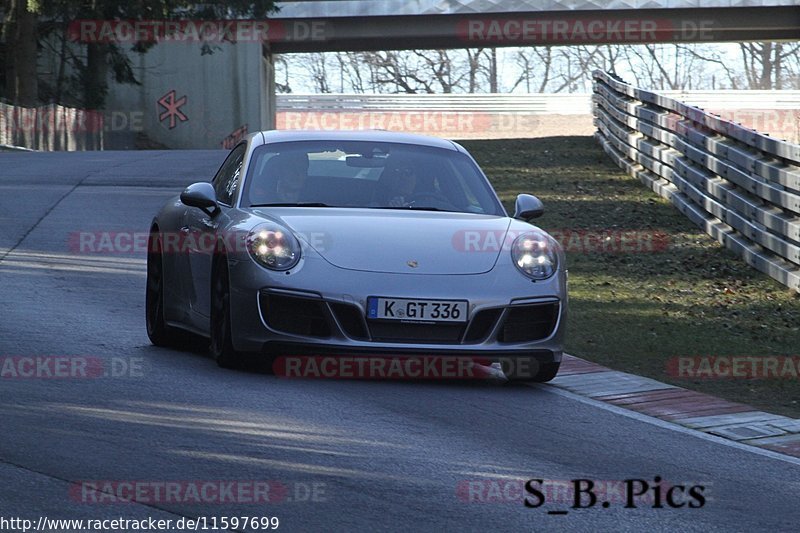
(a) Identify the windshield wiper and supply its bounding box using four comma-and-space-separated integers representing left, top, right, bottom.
371, 205, 447, 212
409, 206, 452, 212
250, 202, 338, 208
252, 203, 451, 212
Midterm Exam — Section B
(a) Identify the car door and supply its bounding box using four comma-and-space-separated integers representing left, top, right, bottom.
183, 143, 246, 321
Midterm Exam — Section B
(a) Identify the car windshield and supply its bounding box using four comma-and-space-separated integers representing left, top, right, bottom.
241, 140, 505, 215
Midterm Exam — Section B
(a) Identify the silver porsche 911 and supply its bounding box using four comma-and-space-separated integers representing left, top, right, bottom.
146, 130, 566, 381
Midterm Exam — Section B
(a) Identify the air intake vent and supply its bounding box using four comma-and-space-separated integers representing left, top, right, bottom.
497, 303, 558, 343
463, 308, 502, 342
260, 293, 331, 338
330, 302, 369, 340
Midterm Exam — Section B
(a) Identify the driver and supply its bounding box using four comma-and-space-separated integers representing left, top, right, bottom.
374, 157, 420, 207
385, 165, 417, 207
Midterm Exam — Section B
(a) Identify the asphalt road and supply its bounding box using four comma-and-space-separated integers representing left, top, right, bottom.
1, 150, 798, 533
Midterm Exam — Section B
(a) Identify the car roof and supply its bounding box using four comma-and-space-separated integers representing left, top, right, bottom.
256, 130, 462, 151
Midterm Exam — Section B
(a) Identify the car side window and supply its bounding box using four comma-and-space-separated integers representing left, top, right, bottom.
212, 143, 246, 206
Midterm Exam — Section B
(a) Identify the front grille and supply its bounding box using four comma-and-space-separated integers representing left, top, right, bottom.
330, 302, 369, 340
463, 308, 503, 343
260, 293, 331, 338
497, 302, 559, 343
260, 293, 558, 345
367, 321, 466, 343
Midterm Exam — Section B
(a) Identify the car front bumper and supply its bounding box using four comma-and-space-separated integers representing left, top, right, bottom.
227, 253, 566, 363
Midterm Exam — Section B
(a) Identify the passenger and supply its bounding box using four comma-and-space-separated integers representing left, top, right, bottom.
250, 152, 309, 204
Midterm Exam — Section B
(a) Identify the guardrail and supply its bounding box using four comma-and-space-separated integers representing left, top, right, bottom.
0, 102, 103, 151
592, 70, 800, 292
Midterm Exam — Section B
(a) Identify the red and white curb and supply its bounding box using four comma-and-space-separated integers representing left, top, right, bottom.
546, 355, 800, 459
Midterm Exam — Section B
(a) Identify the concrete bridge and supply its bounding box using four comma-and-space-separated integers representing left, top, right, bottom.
89, 0, 800, 149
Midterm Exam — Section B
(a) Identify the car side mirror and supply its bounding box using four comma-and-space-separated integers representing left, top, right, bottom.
180, 182, 219, 215
513, 194, 544, 220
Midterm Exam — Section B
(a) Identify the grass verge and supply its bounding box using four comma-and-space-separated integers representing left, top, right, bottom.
462, 136, 800, 418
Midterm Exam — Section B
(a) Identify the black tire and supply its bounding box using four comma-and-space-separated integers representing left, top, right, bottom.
146, 231, 183, 347
210, 255, 245, 369
502, 358, 561, 383
530, 362, 560, 383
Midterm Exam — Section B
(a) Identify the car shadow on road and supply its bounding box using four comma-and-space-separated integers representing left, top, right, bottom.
141, 332, 563, 389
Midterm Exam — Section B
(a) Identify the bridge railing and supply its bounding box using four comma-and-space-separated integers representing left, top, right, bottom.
0, 102, 103, 151
592, 70, 800, 292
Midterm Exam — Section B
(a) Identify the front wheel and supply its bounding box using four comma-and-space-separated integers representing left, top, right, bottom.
146, 232, 183, 347
210, 256, 245, 369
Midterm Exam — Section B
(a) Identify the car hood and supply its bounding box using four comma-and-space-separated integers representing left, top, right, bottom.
249, 208, 513, 275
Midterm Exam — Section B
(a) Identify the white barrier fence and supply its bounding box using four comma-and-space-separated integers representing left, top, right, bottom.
276, 93, 593, 138
592, 70, 800, 292
277, 92, 800, 142
2, 91, 798, 149
278, 93, 593, 113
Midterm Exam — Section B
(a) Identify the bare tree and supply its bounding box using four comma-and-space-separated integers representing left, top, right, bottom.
465, 48, 484, 93
336, 52, 367, 93
488, 48, 498, 92
3, 0, 38, 105
739, 42, 800, 89
620, 44, 705, 90
512, 47, 554, 92
410, 50, 465, 93
355, 49, 490, 93
279, 42, 800, 94
307, 53, 333, 93
273, 55, 292, 93
360, 51, 432, 93
674, 44, 739, 89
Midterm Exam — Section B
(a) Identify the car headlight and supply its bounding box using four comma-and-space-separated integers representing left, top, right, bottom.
246, 223, 301, 270
511, 231, 558, 280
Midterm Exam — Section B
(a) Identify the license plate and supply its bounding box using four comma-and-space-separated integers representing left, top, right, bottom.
367, 297, 468, 323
